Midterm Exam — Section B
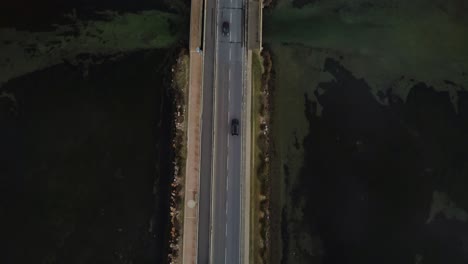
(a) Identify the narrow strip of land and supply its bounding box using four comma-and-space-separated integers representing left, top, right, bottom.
181, 0, 204, 262
182, 0, 263, 262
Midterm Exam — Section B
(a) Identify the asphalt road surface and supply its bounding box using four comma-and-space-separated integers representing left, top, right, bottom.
198, 0, 245, 262
197, 0, 216, 262
211, 0, 244, 262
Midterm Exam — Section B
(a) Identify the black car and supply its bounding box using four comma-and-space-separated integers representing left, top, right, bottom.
222, 21, 230, 36
231, 118, 239, 136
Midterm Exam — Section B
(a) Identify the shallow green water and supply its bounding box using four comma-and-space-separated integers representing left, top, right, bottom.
265, 1, 468, 263
0, 1, 184, 262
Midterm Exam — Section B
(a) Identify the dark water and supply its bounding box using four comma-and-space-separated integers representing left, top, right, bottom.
0, 50, 174, 263
293, 58, 468, 264
0, 0, 184, 262
0, 0, 171, 30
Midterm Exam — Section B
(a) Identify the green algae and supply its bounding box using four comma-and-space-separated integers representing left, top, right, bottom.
0, 10, 181, 86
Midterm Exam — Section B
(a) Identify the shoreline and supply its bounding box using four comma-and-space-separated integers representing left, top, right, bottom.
167, 48, 190, 264
251, 46, 275, 264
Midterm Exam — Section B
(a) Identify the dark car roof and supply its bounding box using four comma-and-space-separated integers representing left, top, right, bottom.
231, 118, 239, 135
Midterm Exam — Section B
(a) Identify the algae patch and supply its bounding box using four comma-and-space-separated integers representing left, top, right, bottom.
0, 10, 181, 86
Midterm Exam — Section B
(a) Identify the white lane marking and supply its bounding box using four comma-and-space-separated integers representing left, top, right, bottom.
229, 13, 233, 42
225, 247, 228, 263
226, 121, 230, 170
228, 70, 231, 81
226, 178, 229, 211
228, 66, 232, 101
229, 49, 232, 60
226, 154, 229, 189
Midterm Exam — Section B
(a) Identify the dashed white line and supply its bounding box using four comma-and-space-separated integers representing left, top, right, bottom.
225, 247, 227, 263
226, 155, 230, 186
229, 13, 233, 42
228, 70, 231, 81
226, 139, 230, 195
226, 182, 229, 211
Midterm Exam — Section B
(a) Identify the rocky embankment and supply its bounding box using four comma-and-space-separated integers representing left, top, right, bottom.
167, 49, 189, 264
256, 47, 275, 263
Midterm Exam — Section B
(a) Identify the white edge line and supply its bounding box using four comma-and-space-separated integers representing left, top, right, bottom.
209, 0, 220, 262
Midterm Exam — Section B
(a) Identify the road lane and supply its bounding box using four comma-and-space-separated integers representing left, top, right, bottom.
211, 0, 245, 262
226, 42, 242, 263
211, 40, 230, 263
196, 0, 245, 262
198, 0, 251, 261
197, 0, 216, 262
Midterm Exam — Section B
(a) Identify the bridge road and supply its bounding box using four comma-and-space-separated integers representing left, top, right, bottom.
210, 0, 245, 262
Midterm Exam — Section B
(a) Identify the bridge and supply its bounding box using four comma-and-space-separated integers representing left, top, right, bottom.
182, 0, 262, 262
